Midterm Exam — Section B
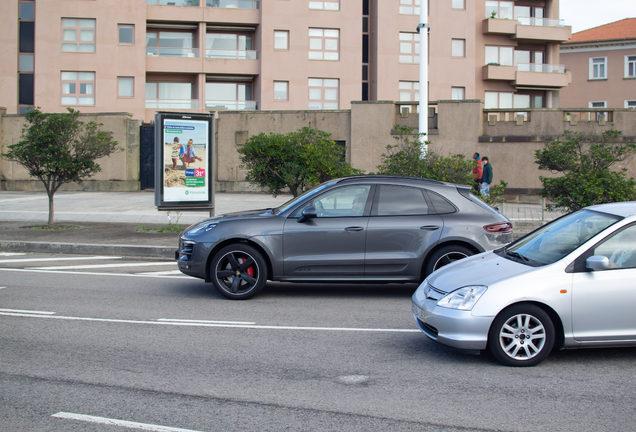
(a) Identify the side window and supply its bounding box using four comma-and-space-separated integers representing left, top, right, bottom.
375, 185, 428, 216
294, 185, 371, 218
592, 225, 636, 269
426, 190, 457, 214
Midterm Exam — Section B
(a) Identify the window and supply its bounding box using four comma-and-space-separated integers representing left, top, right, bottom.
274, 81, 288, 100
451, 39, 465, 58
309, 1, 339, 10
399, 81, 419, 102
485, 1, 513, 19
274, 30, 288, 50
451, 87, 465, 100
625, 55, 636, 78
484, 92, 513, 109
376, 185, 428, 216
19, 74, 34, 105
399, 0, 420, 15
399, 32, 420, 63
206, 33, 254, 59
590, 101, 607, 121
295, 185, 371, 218
205, 82, 254, 110
308, 78, 339, 109
308, 28, 339, 61
146, 82, 196, 109
590, 225, 636, 269
61, 72, 95, 105
119, 25, 134, 44
118, 77, 134, 97
485, 46, 513, 65
19, 54, 34, 72
62, 18, 95, 52
590, 57, 607, 79
148, 31, 196, 57
452, 0, 465, 9
626, 101, 636, 108
20, 2, 34, 20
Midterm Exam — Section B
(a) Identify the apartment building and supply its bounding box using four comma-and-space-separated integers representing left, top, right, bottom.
3, 0, 571, 123
560, 18, 636, 110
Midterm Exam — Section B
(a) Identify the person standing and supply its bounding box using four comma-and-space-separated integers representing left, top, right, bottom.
480, 156, 493, 198
472, 152, 482, 192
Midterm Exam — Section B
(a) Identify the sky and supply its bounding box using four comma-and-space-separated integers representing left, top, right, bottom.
560, 0, 636, 33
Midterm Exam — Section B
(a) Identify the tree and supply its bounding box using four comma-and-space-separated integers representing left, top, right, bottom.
2, 108, 121, 228
535, 130, 636, 212
238, 127, 362, 197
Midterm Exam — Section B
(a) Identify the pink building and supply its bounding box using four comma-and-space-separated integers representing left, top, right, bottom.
2, 0, 571, 123
560, 18, 636, 110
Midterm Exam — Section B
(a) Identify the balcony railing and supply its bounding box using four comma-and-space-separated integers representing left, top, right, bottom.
146, 47, 199, 58
516, 63, 565, 73
517, 17, 564, 27
146, 99, 200, 109
205, 0, 259, 9
205, 49, 258, 60
205, 100, 257, 110
147, 0, 200, 6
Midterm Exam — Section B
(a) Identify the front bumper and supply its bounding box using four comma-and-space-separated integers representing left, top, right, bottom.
412, 293, 492, 351
175, 237, 207, 279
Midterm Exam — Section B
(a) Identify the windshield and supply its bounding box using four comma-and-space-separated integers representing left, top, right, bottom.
273, 180, 338, 215
500, 209, 621, 266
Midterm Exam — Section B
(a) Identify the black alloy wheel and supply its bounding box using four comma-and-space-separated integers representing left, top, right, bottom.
210, 244, 267, 300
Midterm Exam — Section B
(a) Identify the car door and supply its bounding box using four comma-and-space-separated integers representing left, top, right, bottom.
365, 184, 443, 279
282, 185, 372, 277
571, 224, 636, 342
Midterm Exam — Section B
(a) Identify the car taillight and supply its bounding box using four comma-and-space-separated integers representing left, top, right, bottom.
484, 222, 513, 233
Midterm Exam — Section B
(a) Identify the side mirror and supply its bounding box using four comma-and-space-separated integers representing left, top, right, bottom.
297, 206, 317, 223
586, 255, 613, 271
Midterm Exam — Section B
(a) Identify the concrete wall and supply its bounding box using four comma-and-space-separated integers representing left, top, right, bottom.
0, 110, 141, 191
3, 102, 636, 201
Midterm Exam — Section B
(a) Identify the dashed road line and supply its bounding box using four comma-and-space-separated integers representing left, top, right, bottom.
28, 262, 175, 270
0, 256, 121, 264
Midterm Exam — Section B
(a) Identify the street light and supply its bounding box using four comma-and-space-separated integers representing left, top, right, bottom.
418, 1, 429, 154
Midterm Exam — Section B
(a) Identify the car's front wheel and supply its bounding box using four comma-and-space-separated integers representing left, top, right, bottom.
210, 244, 267, 300
488, 304, 555, 367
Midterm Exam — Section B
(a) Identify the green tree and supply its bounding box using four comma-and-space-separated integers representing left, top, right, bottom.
535, 130, 636, 212
2, 108, 121, 228
238, 127, 362, 197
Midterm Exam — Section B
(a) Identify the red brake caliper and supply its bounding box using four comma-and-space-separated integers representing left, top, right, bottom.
238, 258, 255, 277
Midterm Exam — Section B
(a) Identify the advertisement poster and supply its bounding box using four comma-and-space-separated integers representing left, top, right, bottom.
162, 118, 209, 203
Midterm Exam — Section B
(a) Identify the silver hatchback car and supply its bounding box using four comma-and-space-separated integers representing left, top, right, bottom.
412, 201, 636, 367
177, 176, 512, 299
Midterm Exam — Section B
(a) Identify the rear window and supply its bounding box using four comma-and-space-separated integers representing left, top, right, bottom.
426, 190, 457, 214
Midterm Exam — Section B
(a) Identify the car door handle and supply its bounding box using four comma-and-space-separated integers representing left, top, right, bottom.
420, 225, 440, 231
345, 227, 364, 231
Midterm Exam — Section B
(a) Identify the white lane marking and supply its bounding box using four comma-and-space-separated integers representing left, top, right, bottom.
0, 256, 121, 264
0, 312, 418, 333
157, 318, 256, 325
0, 252, 27, 256
137, 270, 183, 276
0, 308, 55, 315
0, 267, 190, 279
52, 412, 203, 432
0, 287, 6, 289
28, 262, 176, 270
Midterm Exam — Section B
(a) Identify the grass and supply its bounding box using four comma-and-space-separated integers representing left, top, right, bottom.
137, 224, 184, 233
22, 225, 81, 230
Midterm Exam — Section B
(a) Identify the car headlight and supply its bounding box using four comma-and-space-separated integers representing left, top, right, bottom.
437, 286, 487, 310
185, 222, 218, 236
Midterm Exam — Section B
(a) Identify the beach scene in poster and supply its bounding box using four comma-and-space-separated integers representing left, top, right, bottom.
163, 119, 209, 202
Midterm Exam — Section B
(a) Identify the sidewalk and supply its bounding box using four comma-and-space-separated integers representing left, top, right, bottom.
0, 191, 563, 258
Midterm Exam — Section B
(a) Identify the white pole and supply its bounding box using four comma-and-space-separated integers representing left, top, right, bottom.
418, 0, 429, 153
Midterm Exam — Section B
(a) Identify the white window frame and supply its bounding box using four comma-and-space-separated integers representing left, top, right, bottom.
61, 71, 95, 106
118, 77, 134, 98
399, 81, 419, 102
399, 32, 420, 64
274, 81, 288, 100
625, 55, 636, 78
452, 39, 465, 58
309, 1, 339, 11
452, 0, 465, 10
590, 57, 607, 80
308, 28, 339, 61
399, 0, 420, 15
308, 78, 339, 110
485, 46, 513, 66
625, 100, 636, 108
274, 30, 289, 50
589, 101, 607, 121
451, 87, 465, 100
118, 24, 134, 45
62, 18, 95, 53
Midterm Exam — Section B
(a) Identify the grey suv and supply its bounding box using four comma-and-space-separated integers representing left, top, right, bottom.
176, 176, 513, 299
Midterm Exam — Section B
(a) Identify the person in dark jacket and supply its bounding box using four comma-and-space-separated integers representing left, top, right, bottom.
480, 156, 493, 197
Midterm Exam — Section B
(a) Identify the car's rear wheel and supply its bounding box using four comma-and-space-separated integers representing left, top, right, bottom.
425, 245, 473, 276
210, 244, 267, 300
488, 304, 555, 367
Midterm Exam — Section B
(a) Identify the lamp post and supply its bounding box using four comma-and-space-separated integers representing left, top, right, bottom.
418, 0, 429, 153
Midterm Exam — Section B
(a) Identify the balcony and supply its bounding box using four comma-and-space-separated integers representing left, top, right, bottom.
482, 63, 572, 89
146, 99, 200, 109
483, 17, 572, 42
205, 49, 258, 60
146, 47, 199, 58
205, 0, 259, 9
205, 100, 257, 110
147, 0, 200, 5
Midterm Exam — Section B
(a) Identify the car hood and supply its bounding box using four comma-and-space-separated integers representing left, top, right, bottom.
216, 208, 274, 220
427, 251, 535, 294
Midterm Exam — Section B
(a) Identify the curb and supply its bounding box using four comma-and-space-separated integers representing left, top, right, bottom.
0, 241, 176, 259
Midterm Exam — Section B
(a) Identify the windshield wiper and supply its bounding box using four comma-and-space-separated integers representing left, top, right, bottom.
504, 248, 529, 262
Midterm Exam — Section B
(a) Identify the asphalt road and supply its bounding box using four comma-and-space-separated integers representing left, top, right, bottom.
2, 252, 636, 432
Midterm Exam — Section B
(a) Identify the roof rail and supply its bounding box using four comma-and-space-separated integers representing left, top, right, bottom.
336, 175, 445, 185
